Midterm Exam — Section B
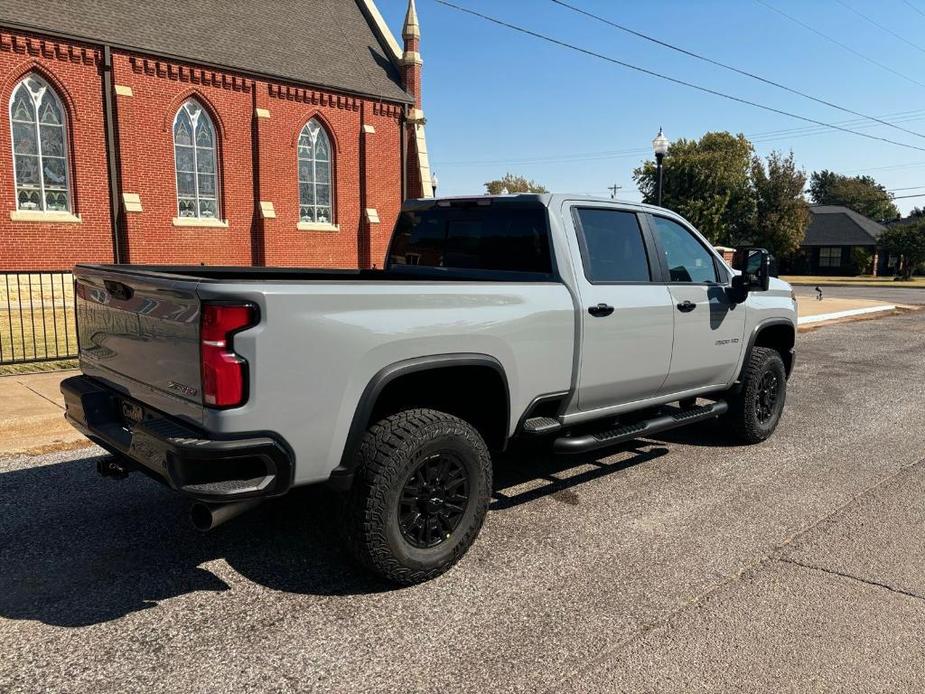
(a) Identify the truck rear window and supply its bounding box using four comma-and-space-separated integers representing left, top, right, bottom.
388, 206, 552, 276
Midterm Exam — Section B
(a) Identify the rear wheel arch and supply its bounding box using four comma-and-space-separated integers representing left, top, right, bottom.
332, 354, 511, 482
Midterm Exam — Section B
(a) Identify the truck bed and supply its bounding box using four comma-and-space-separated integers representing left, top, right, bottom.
75, 264, 551, 283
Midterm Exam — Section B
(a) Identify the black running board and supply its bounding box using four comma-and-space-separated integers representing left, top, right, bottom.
553, 401, 728, 454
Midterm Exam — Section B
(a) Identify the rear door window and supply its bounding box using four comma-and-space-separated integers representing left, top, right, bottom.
574, 208, 651, 283
388, 206, 552, 275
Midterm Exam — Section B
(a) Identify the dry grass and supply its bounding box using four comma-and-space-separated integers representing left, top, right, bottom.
783, 275, 925, 287
0, 359, 78, 377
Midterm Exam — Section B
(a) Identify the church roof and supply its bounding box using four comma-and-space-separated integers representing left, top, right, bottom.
0, 0, 412, 103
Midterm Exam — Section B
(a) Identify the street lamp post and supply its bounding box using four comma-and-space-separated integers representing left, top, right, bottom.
652, 127, 669, 207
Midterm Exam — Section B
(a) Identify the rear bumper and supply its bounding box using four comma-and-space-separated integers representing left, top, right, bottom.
61, 375, 293, 502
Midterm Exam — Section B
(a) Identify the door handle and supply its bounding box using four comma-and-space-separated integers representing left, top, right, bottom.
676, 300, 696, 313
588, 303, 615, 318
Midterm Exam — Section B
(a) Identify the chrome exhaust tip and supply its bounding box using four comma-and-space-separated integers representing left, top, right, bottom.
190, 498, 262, 532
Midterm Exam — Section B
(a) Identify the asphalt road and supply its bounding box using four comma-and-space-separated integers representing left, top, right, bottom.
2, 310, 925, 692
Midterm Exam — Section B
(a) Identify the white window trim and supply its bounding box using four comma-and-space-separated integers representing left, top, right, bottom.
172, 216, 228, 228
10, 210, 81, 223
9, 74, 72, 214
297, 221, 339, 232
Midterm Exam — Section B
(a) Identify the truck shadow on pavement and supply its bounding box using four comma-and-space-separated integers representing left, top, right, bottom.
645, 417, 763, 448
0, 444, 667, 627
490, 444, 669, 510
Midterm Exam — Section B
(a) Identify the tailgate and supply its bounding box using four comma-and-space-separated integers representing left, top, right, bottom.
75, 267, 205, 424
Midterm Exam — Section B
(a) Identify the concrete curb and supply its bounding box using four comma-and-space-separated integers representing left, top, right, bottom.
787, 281, 924, 289
798, 304, 896, 326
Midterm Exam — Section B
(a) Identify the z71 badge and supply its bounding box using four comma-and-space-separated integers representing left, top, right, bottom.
167, 381, 199, 397
715, 338, 740, 346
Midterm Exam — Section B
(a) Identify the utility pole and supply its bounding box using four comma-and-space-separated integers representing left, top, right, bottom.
608, 183, 622, 199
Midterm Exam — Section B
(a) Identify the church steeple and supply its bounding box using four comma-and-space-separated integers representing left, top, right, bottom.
399, 0, 432, 198
401, 0, 422, 110
403, 0, 420, 41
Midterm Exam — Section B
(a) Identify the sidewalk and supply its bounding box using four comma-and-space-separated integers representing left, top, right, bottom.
797, 296, 898, 327
0, 370, 88, 456
782, 275, 925, 288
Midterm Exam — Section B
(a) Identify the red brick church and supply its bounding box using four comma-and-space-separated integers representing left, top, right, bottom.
0, 0, 433, 270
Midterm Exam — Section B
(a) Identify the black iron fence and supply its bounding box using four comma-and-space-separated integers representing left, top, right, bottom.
0, 271, 77, 366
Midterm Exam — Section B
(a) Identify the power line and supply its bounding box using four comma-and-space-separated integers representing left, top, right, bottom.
550, 0, 925, 140
434, 110, 925, 169
431, 0, 925, 155
858, 160, 925, 173
437, 146, 649, 167
834, 0, 925, 56
435, 109, 925, 168
902, 0, 925, 19
750, 109, 925, 141
753, 0, 925, 89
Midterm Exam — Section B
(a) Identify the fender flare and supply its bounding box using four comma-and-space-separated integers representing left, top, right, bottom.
741, 318, 796, 381
328, 353, 510, 487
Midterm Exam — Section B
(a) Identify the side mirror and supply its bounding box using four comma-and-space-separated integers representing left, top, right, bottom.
732, 247, 771, 293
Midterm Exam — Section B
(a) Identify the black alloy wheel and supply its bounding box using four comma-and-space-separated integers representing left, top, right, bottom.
755, 371, 780, 424
398, 452, 470, 548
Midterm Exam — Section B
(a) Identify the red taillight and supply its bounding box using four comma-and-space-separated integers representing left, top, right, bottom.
200, 303, 256, 408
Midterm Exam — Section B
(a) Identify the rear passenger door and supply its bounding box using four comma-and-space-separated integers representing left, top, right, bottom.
645, 214, 746, 394
568, 206, 675, 411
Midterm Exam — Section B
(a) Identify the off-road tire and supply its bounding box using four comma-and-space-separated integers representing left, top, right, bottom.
726, 346, 787, 444
343, 408, 492, 585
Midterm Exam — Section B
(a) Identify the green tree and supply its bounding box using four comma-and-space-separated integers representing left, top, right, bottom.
879, 222, 925, 279
633, 132, 809, 255
852, 247, 873, 275
634, 132, 755, 245
748, 150, 809, 258
484, 173, 548, 195
808, 170, 899, 221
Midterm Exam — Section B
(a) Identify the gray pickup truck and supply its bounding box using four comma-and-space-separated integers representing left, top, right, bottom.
62, 194, 796, 584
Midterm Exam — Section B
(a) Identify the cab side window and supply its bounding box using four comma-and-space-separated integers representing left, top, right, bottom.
575, 208, 650, 283
650, 216, 718, 283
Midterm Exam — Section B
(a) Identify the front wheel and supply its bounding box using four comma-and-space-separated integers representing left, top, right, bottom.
343, 408, 492, 585
725, 347, 787, 444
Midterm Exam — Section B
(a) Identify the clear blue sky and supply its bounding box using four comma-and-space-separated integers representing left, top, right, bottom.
379, 0, 925, 215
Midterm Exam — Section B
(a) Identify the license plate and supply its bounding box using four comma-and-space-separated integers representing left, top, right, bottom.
121, 400, 143, 426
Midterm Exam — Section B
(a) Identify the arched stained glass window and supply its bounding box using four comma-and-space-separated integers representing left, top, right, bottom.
173, 99, 219, 218
298, 119, 333, 224
9, 74, 71, 212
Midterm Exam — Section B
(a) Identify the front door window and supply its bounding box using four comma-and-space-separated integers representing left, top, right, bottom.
650, 216, 718, 283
